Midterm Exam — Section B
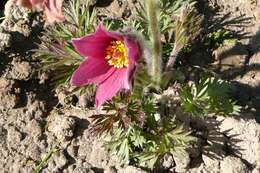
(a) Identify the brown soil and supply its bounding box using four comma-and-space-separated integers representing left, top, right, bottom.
0, 0, 259, 173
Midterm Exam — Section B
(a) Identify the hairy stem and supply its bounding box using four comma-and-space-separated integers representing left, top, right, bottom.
166, 44, 183, 71
146, 0, 162, 87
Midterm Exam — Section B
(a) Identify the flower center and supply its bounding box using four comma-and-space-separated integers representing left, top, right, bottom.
105, 41, 128, 68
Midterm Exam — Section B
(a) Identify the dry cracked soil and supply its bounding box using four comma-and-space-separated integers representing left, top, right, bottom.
0, 0, 260, 173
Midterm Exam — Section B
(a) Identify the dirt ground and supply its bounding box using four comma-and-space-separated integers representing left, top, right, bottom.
0, 0, 260, 173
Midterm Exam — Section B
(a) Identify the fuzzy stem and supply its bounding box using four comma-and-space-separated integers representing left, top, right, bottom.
146, 0, 162, 87
166, 44, 183, 71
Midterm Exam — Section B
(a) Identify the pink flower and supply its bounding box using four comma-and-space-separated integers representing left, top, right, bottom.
10, 0, 64, 24
71, 26, 140, 107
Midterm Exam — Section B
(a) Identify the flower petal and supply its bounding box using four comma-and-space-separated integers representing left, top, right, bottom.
11, 0, 64, 23
124, 36, 140, 62
71, 58, 115, 87
95, 68, 130, 107
11, 0, 43, 9
72, 26, 122, 59
44, 0, 64, 24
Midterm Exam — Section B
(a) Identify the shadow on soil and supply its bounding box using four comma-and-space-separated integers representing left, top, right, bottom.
175, 1, 260, 170
182, 0, 260, 122
215, 30, 260, 123
0, 0, 7, 16
189, 116, 255, 170
0, 14, 58, 112
95, 0, 114, 7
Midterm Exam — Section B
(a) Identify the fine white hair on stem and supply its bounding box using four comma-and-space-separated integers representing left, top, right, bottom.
121, 28, 152, 75
146, 0, 162, 87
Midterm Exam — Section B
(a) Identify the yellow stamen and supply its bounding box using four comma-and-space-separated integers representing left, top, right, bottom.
105, 41, 128, 68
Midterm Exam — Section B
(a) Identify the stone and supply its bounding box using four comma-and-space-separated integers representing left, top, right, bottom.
26, 93, 46, 119
89, 140, 110, 168
56, 87, 78, 106
78, 93, 93, 108
0, 31, 12, 51
235, 52, 260, 88
0, 92, 19, 110
117, 166, 147, 173
53, 150, 68, 170
10, 60, 32, 80
213, 44, 248, 73
6, 126, 23, 147
25, 120, 42, 139
4, 0, 28, 20
0, 126, 7, 145
252, 167, 260, 173
73, 167, 95, 173
0, 78, 20, 110
162, 153, 175, 170
48, 115, 76, 141
173, 151, 191, 173
104, 166, 117, 173
25, 143, 41, 161
220, 156, 250, 173
217, 116, 260, 167
249, 52, 260, 65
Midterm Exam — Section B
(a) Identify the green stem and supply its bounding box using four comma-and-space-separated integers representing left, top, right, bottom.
146, 0, 162, 87
32, 144, 58, 173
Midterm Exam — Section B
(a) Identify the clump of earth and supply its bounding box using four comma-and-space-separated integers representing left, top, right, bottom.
0, 0, 260, 173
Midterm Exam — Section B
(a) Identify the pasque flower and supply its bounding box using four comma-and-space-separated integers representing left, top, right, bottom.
71, 26, 140, 107
10, 0, 64, 24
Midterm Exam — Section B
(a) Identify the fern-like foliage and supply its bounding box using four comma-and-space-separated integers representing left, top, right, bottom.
35, 0, 97, 86
128, 0, 197, 36
116, 0, 202, 69
163, 1, 203, 69
90, 93, 145, 135
179, 77, 241, 116
106, 125, 146, 164
160, 0, 196, 34
106, 117, 194, 169
103, 96, 194, 169
136, 121, 194, 169
208, 29, 236, 48
33, 0, 240, 171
